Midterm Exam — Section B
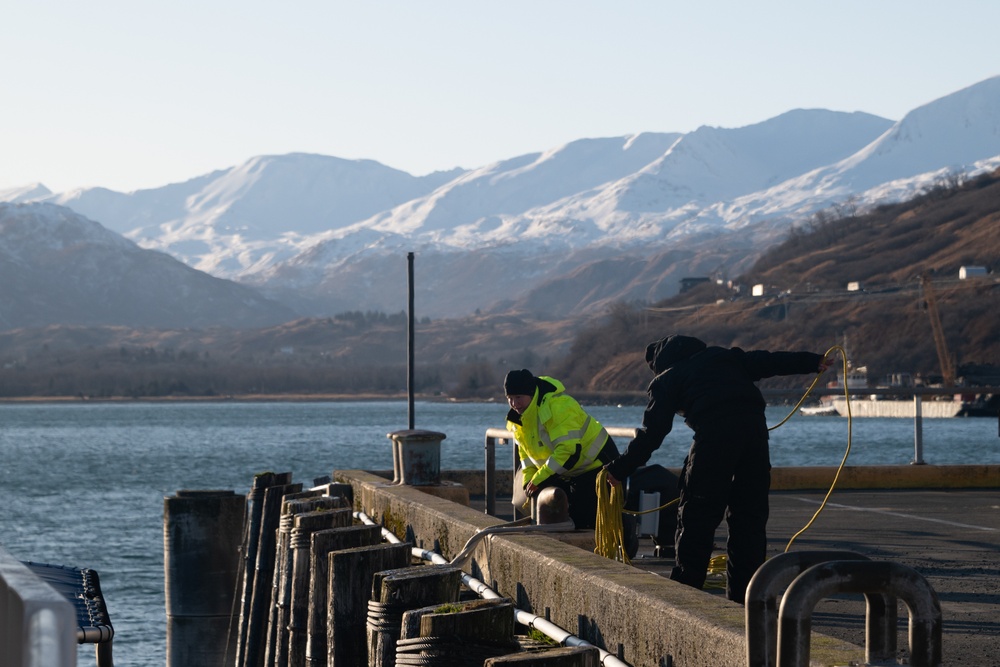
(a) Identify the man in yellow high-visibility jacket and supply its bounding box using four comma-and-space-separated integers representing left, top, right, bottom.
504, 369, 619, 529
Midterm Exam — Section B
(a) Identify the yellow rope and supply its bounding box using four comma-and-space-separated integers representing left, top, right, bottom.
594, 469, 630, 563
703, 554, 728, 590
783, 345, 853, 552
624, 496, 678, 516
768, 359, 828, 431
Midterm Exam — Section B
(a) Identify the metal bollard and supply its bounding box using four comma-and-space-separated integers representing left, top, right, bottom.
777, 560, 941, 667
386, 429, 445, 486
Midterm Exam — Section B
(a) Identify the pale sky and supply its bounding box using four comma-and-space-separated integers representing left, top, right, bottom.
3, 1, 999, 194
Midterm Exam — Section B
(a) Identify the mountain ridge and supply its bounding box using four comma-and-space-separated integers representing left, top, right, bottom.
0, 202, 296, 330
0, 167, 996, 399
3, 76, 1000, 323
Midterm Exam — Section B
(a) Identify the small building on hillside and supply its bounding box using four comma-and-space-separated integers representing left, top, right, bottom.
751, 284, 765, 297
959, 266, 988, 279
847, 281, 863, 292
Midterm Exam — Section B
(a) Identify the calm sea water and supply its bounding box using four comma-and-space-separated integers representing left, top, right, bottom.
0, 400, 996, 666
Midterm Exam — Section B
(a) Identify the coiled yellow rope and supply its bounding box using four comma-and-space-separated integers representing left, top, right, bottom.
594, 469, 630, 563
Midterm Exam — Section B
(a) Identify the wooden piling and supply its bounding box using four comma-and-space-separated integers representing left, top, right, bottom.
306, 525, 384, 667
236, 473, 291, 667
263, 490, 316, 667
395, 598, 520, 666
328, 543, 412, 667
269, 494, 346, 667
286, 506, 353, 667
366, 565, 462, 667
163, 490, 245, 667
243, 480, 300, 667
484, 646, 601, 666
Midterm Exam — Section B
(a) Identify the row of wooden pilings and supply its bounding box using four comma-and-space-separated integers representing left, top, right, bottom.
164, 471, 602, 667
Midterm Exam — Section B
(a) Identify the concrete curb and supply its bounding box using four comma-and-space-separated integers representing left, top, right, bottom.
770, 464, 1000, 490
425, 464, 1000, 497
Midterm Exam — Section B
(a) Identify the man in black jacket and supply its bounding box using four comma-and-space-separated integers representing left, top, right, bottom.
605, 334, 832, 604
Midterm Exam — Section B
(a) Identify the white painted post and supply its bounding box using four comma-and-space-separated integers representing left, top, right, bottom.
913, 395, 926, 465
0, 545, 77, 667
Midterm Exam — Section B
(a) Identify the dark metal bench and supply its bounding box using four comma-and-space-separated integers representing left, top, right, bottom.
23, 561, 114, 667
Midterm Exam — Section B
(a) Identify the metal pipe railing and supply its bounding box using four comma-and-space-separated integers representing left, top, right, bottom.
355, 511, 631, 667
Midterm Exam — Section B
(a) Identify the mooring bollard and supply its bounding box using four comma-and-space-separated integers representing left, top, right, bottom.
386, 429, 445, 486
163, 489, 245, 667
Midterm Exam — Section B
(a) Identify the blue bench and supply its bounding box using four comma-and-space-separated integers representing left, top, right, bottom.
22, 562, 114, 667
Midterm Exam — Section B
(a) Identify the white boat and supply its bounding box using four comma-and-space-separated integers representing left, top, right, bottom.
820, 365, 966, 418
830, 396, 964, 418
799, 404, 838, 416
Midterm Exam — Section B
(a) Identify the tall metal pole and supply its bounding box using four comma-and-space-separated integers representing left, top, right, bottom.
407, 252, 415, 429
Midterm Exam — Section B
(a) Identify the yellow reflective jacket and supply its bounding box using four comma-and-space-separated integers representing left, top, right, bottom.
505, 376, 610, 488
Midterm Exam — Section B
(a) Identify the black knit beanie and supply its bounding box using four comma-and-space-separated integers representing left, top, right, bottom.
503, 369, 536, 396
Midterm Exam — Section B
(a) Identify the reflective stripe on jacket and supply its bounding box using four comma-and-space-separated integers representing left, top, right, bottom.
506, 376, 609, 488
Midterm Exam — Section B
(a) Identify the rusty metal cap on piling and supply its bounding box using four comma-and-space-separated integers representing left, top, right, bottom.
386, 429, 447, 442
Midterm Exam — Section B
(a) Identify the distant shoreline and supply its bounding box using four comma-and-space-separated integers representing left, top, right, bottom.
0, 391, 649, 406
0, 393, 439, 404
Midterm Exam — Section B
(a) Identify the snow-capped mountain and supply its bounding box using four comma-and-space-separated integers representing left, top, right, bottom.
0, 183, 53, 203
5, 75, 1000, 321
42, 154, 463, 276
0, 202, 295, 329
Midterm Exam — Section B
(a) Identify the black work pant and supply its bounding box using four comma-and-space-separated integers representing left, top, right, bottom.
670, 422, 770, 604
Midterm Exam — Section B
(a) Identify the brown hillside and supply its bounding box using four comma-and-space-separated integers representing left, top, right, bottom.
553, 169, 1000, 393
2, 170, 998, 399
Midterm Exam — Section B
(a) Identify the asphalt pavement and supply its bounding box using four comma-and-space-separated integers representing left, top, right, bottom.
625, 489, 1000, 666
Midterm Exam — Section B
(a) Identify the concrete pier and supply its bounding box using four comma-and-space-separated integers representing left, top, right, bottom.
336, 470, 828, 667
334, 465, 999, 667
151, 463, 997, 667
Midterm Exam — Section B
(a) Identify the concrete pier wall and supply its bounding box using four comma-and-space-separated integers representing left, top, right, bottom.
334, 470, 863, 667
425, 463, 1000, 497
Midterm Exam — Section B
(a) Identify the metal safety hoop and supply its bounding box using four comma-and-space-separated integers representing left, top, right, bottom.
777, 560, 941, 667
744, 550, 896, 667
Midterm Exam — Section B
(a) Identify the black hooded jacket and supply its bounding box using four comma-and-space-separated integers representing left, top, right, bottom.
606, 335, 823, 479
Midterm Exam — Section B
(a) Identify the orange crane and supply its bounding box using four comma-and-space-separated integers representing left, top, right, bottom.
920, 274, 956, 387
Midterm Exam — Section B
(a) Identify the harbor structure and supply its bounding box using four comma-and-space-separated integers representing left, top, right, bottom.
3, 427, 999, 666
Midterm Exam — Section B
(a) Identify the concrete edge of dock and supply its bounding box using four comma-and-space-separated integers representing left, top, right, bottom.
400, 464, 1000, 498
336, 469, 867, 667
769, 463, 1000, 489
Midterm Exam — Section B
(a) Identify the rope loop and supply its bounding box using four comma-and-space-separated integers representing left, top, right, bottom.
593, 469, 630, 563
